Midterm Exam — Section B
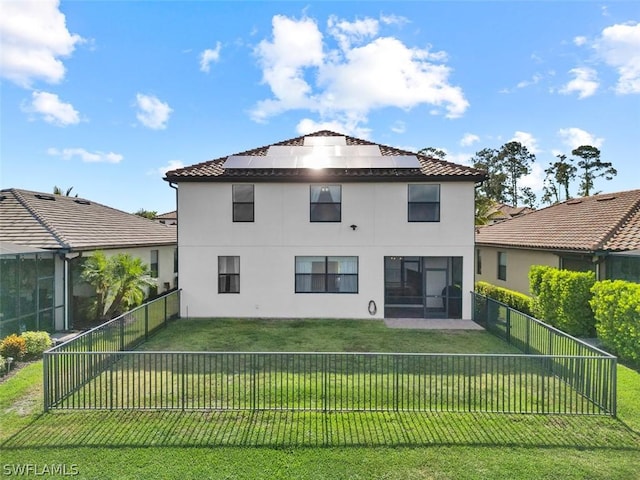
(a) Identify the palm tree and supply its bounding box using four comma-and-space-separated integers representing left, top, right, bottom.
81, 251, 156, 322
53, 186, 78, 197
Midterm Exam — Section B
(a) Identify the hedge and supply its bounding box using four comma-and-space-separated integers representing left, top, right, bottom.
590, 280, 640, 363
475, 281, 533, 315
528, 266, 596, 337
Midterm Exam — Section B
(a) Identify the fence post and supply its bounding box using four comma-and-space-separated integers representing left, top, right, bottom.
145, 304, 149, 341
611, 357, 617, 417
43, 352, 50, 412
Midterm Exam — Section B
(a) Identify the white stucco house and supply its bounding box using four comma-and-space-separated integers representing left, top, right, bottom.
164, 131, 485, 321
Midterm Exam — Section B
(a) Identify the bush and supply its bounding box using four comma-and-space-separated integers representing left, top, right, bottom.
475, 281, 533, 315
0, 356, 6, 374
0, 334, 27, 360
529, 266, 596, 336
591, 280, 640, 363
21, 331, 53, 359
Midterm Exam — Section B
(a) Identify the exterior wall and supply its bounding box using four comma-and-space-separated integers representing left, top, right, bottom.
475, 246, 560, 295
90, 245, 177, 295
178, 181, 476, 319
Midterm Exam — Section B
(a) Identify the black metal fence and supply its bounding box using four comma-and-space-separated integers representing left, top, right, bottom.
472, 292, 616, 415
43, 290, 616, 415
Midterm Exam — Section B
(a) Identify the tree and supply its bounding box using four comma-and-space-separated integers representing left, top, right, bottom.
81, 251, 155, 323
53, 186, 77, 197
471, 148, 508, 204
496, 141, 536, 207
418, 147, 447, 160
542, 154, 577, 205
134, 209, 158, 219
474, 191, 502, 226
572, 145, 616, 197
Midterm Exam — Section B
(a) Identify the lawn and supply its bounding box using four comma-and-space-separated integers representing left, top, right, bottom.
138, 318, 521, 353
2, 319, 639, 479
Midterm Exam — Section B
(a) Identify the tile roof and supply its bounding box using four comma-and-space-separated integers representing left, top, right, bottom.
476, 189, 640, 253
164, 130, 485, 182
0, 189, 176, 252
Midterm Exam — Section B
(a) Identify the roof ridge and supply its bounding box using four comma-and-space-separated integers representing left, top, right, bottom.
11, 189, 71, 249
596, 193, 640, 250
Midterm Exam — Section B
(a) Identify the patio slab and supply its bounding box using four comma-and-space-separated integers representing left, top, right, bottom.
384, 318, 485, 330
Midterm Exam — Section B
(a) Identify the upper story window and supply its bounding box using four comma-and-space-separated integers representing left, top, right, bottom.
310, 185, 341, 222
497, 252, 507, 281
150, 250, 159, 278
408, 184, 440, 222
295, 256, 358, 293
218, 256, 240, 293
233, 185, 254, 222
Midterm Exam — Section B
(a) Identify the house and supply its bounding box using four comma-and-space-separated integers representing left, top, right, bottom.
164, 130, 485, 320
487, 203, 535, 224
475, 189, 640, 295
0, 188, 177, 334
156, 210, 177, 225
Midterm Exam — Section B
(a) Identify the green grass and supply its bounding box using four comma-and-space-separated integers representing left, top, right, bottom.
139, 318, 520, 353
2, 321, 639, 479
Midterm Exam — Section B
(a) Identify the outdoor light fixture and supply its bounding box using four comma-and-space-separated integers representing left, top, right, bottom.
350, 224, 358, 231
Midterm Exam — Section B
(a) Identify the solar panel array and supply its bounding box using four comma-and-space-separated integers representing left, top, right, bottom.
224, 137, 421, 170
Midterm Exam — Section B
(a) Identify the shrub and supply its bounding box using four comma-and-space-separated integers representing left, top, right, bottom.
21, 331, 53, 359
591, 280, 640, 363
0, 356, 6, 373
0, 334, 27, 360
475, 281, 533, 315
528, 266, 596, 336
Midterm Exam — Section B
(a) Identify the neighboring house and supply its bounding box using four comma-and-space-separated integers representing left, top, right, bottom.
0, 242, 61, 337
0, 188, 177, 334
156, 210, 177, 225
164, 130, 485, 320
487, 203, 535, 224
475, 189, 640, 295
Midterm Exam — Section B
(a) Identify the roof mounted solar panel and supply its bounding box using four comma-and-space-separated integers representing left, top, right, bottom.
303, 136, 347, 147
393, 156, 421, 168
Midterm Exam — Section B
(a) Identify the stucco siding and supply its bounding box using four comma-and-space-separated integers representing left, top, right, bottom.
475, 246, 559, 295
178, 181, 476, 319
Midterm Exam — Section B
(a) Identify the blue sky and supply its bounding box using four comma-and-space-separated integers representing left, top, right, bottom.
1, 1, 638, 214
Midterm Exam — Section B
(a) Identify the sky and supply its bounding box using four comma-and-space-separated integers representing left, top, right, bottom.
1, 1, 638, 215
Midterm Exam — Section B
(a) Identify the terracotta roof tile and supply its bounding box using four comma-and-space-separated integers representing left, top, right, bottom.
476, 190, 640, 252
165, 130, 485, 181
0, 189, 176, 251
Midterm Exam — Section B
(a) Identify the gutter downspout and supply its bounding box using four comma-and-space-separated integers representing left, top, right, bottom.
169, 182, 179, 290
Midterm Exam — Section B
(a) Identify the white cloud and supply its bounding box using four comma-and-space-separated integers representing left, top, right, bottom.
135, 93, 172, 129
379, 14, 409, 27
23, 91, 80, 126
460, 133, 480, 147
573, 36, 588, 47
327, 15, 379, 51
510, 131, 540, 154
390, 120, 406, 134
151, 160, 185, 176
0, 0, 84, 87
558, 127, 604, 149
252, 14, 468, 128
199, 42, 222, 72
594, 22, 640, 94
47, 147, 123, 163
520, 163, 545, 191
296, 117, 371, 139
516, 73, 543, 89
559, 67, 599, 98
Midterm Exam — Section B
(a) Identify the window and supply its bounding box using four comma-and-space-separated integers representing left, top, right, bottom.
150, 250, 159, 278
218, 256, 240, 293
295, 256, 358, 293
497, 252, 507, 281
233, 185, 254, 222
310, 185, 341, 222
408, 184, 440, 222
476, 249, 482, 275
